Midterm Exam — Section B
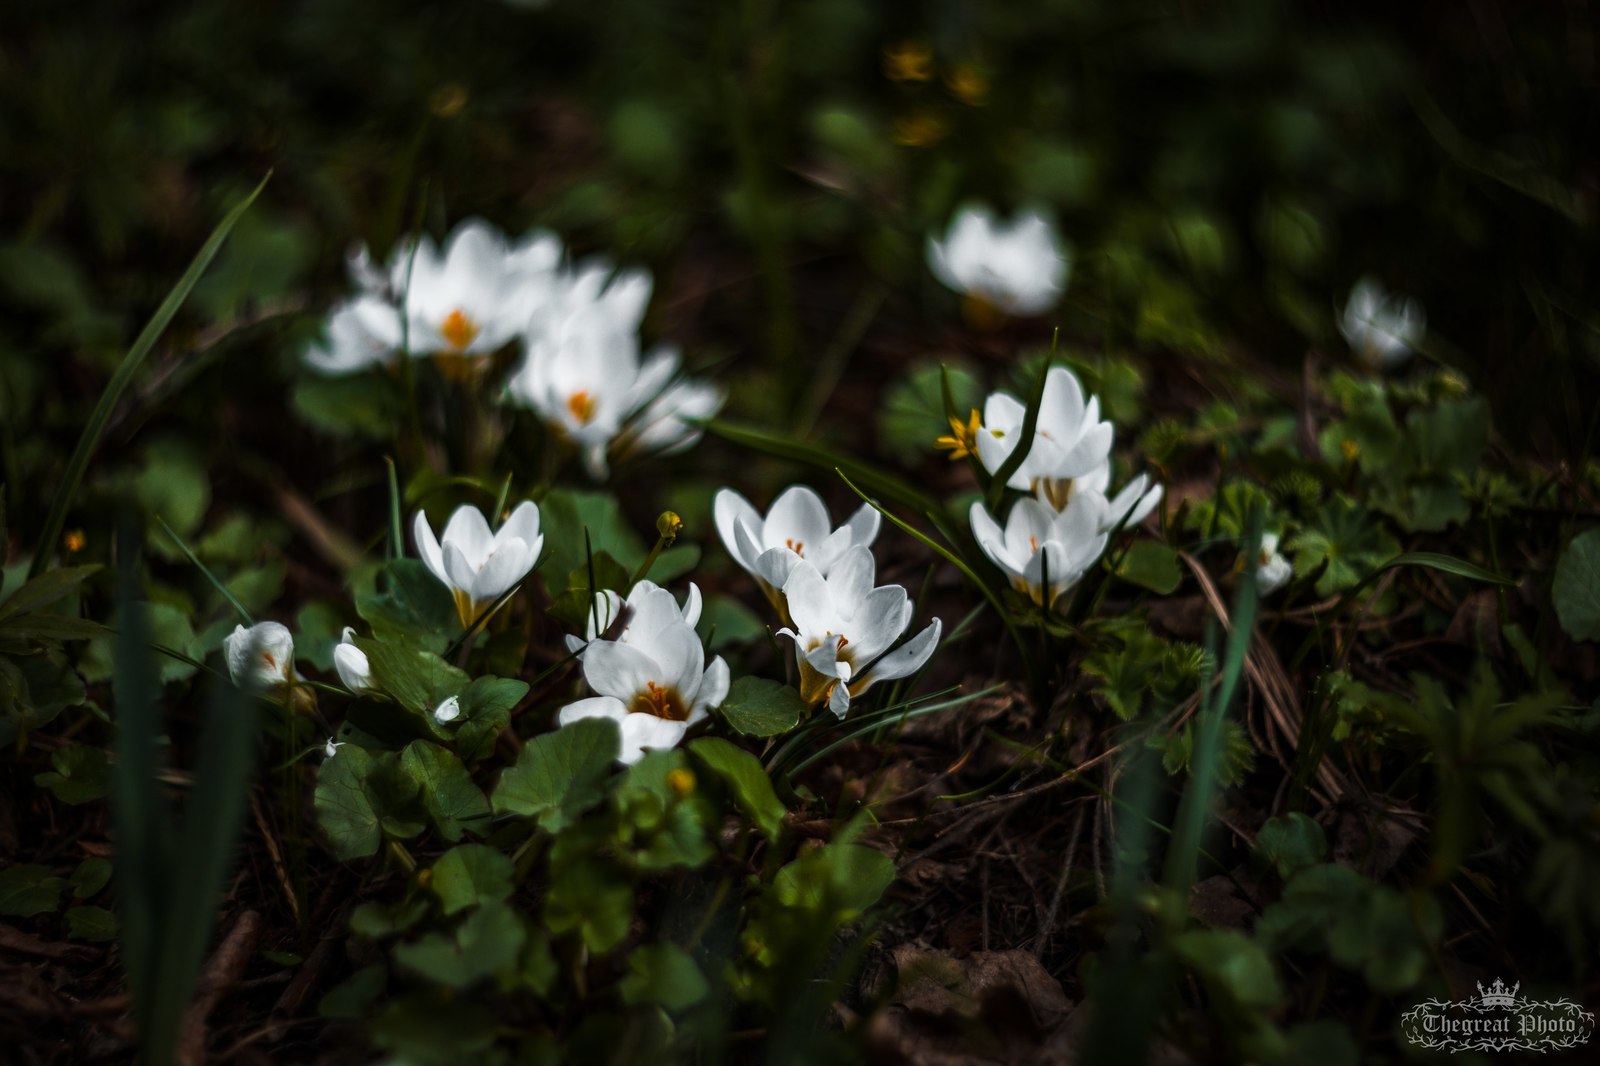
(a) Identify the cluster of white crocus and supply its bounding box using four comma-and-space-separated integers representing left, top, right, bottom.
927, 203, 1069, 323
713, 485, 881, 617
413, 500, 544, 629
966, 366, 1162, 608
558, 582, 729, 765
715, 485, 939, 719
563, 580, 702, 653
1339, 277, 1425, 369
305, 217, 723, 477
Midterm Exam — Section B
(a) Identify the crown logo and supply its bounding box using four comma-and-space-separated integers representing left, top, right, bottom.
1477, 978, 1520, 1009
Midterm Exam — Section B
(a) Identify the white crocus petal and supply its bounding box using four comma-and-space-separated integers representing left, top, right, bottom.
558, 696, 688, 766
1255, 533, 1294, 596
225, 622, 294, 688
856, 618, 942, 693
927, 203, 1069, 316
433, 695, 462, 724
1340, 276, 1425, 369
304, 296, 403, 375
333, 627, 374, 694
693, 656, 730, 720
714, 484, 879, 596
975, 368, 1115, 499
713, 489, 765, 573
323, 738, 344, 759
404, 217, 523, 357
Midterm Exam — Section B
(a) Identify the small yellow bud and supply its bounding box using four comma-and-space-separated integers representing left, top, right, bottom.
883, 41, 934, 82
890, 111, 948, 148
429, 83, 468, 119
1340, 438, 1360, 462
64, 530, 86, 554
666, 767, 696, 797
416, 868, 433, 888
946, 64, 989, 106
656, 511, 683, 545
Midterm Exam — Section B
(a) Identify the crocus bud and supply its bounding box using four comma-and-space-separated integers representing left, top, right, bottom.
333, 627, 375, 694
656, 511, 683, 545
433, 695, 462, 724
224, 622, 294, 689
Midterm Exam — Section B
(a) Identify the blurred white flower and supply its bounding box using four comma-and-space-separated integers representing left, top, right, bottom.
563, 580, 702, 654
969, 493, 1110, 609
433, 695, 462, 724
714, 485, 882, 612
333, 627, 375, 694
414, 501, 544, 628
558, 593, 729, 765
975, 366, 1115, 508
776, 547, 942, 719
1252, 532, 1294, 596
401, 218, 528, 360
303, 295, 404, 375
927, 203, 1069, 319
505, 266, 721, 478
225, 621, 295, 688
1339, 277, 1425, 369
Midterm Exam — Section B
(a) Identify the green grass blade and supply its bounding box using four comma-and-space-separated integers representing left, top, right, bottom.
31, 175, 271, 579
155, 515, 254, 626
385, 456, 404, 563
145, 678, 258, 1066
108, 515, 171, 1057
704, 419, 941, 515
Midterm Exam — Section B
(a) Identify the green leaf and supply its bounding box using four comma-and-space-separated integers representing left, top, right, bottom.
33, 743, 111, 805
30, 174, 268, 580
1253, 813, 1327, 881
773, 842, 895, 920
350, 897, 429, 940
544, 856, 633, 954
1171, 929, 1282, 1012
614, 750, 716, 871
355, 560, 460, 653
492, 717, 620, 832
0, 565, 101, 622
453, 675, 528, 762
431, 844, 515, 916
355, 636, 469, 715
0, 864, 64, 917
717, 676, 805, 737
1288, 497, 1400, 597
400, 742, 490, 842
314, 746, 383, 860
392, 900, 526, 990
879, 362, 982, 459
1378, 551, 1516, 587
538, 490, 648, 594
292, 374, 405, 439
619, 943, 709, 1011
689, 737, 786, 842
1113, 540, 1182, 594
65, 906, 119, 942
69, 858, 113, 900
1554, 529, 1600, 642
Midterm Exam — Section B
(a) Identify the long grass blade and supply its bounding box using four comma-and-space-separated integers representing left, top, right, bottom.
31, 175, 270, 579
155, 515, 254, 626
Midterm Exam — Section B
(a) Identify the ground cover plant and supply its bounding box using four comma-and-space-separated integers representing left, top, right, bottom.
3, 1, 1600, 1063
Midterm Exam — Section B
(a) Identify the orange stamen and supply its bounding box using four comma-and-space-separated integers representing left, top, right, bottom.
785, 538, 806, 558
440, 308, 479, 351
566, 391, 598, 425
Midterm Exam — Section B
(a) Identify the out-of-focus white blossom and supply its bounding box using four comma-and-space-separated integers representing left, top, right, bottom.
1340, 277, 1425, 369
927, 203, 1069, 319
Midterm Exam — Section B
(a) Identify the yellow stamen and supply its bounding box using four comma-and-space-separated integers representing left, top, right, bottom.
1032, 477, 1076, 511
935, 408, 983, 461
1028, 535, 1039, 555
882, 41, 934, 82
666, 768, 696, 797
64, 530, 86, 554
961, 292, 1008, 330
632, 680, 688, 721
784, 538, 806, 558
566, 391, 598, 425
440, 308, 479, 352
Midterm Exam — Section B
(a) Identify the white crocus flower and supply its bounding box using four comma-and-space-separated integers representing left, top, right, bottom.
1252, 532, 1293, 596
402, 218, 526, 362
224, 622, 295, 689
975, 366, 1115, 509
564, 581, 702, 654
970, 493, 1111, 609
304, 295, 404, 375
776, 547, 942, 719
333, 627, 375, 694
609, 372, 725, 465
505, 313, 685, 479
433, 695, 462, 724
927, 203, 1069, 320
414, 501, 544, 628
714, 485, 882, 614
558, 600, 730, 765
1339, 277, 1425, 369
